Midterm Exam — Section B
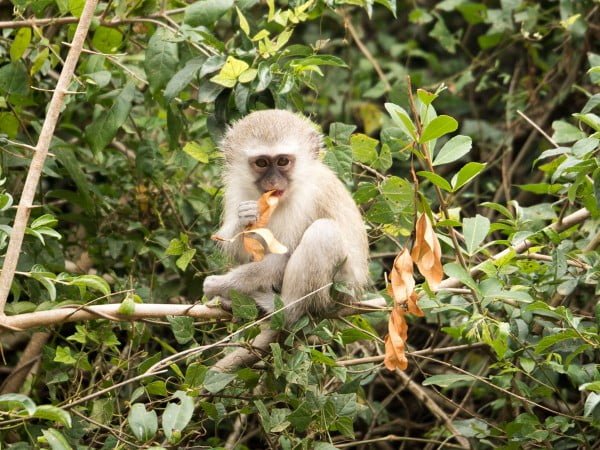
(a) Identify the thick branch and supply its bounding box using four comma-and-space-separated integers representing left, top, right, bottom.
0, 332, 50, 394
0, 304, 231, 332
0, 8, 185, 29
0, 0, 99, 314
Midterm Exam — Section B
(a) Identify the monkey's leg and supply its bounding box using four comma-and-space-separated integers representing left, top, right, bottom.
280, 219, 348, 325
203, 253, 288, 300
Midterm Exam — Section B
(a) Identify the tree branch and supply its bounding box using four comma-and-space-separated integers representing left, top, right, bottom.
0, 0, 99, 315
0, 303, 231, 332
0, 8, 185, 29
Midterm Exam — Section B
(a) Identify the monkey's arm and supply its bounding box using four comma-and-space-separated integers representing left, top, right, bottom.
203, 253, 289, 299
215, 200, 260, 262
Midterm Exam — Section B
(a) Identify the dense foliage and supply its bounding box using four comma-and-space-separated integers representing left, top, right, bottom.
0, 0, 599, 448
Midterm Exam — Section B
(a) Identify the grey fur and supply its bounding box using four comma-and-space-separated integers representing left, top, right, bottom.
203, 109, 369, 325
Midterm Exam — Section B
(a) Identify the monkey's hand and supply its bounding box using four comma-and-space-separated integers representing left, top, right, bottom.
238, 201, 259, 227
203, 274, 229, 299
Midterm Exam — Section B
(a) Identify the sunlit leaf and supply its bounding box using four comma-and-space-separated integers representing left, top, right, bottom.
419, 115, 458, 143
432, 135, 472, 166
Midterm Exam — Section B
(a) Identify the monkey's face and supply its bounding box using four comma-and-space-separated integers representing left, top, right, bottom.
248, 154, 295, 196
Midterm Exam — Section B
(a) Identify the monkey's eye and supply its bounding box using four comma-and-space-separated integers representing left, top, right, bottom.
277, 156, 290, 167
255, 158, 269, 168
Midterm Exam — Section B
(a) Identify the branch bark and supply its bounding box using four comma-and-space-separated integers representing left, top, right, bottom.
0, 0, 99, 315
0, 303, 231, 332
0, 331, 50, 394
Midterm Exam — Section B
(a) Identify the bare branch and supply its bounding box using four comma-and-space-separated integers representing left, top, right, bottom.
0, 303, 231, 331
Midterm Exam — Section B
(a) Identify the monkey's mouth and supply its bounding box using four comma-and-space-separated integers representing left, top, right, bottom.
271, 190, 285, 197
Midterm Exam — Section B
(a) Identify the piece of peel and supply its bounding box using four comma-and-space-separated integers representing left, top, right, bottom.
243, 228, 288, 260
242, 191, 283, 261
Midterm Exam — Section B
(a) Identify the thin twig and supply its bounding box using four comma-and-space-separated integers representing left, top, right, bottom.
517, 110, 559, 148
344, 15, 391, 92
395, 370, 471, 449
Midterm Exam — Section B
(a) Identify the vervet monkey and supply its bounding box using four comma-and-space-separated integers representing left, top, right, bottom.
203, 109, 369, 325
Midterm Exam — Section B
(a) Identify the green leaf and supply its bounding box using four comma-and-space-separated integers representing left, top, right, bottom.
287, 402, 312, 432
128, 404, 158, 442
40, 428, 73, 450
329, 122, 356, 143
166, 238, 184, 256
270, 295, 285, 330
380, 176, 413, 204
210, 56, 250, 88
294, 55, 348, 68
0, 112, 18, 138
30, 47, 49, 76
573, 112, 600, 131
10, 27, 31, 61
0, 61, 30, 96
429, 15, 458, 53
365, 200, 395, 224
535, 329, 580, 354
31, 273, 56, 300
162, 391, 194, 443
68, 0, 84, 16
68, 275, 110, 296
54, 346, 76, 365
31, 213, 57, 229
433, 135, 472, 166
164, 58, 204, 101
551, 120, 586, 144
167, 316, 195, 345
582, 93, 600, 114
451, 162, 486, 191
373, 143, 393, 171
231, 290, 258, 320
0, 394, 36, 415
462, 214, 490, 255
92, 26, 123, 54
86, 83, 135, 153
314, 443, 338, 450
384, 102, 417, 140
444, 262, 478, 292
419, 115, 458, 143
422, 373, 476, 388
236, 6, 250, 35
203, 370, 236, 393
584, 393, 600, 417
238, 68, 257, 84
144, 28, 179, 94
117, 294, 136, 316
323, 144, 352, 182
417, 170, 453, 192
580, 381, 600, 393
176, 248, 196, 271
417, 88, 438, 106
33, 405, 72, 428
350, 133, 378, 164
183, 142, 213, 164
0, 193, 13, 212
517, 183, 564, 195
184, 0, 234, 26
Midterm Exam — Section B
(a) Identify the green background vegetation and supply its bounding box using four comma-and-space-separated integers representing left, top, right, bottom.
0, 0, 599, 448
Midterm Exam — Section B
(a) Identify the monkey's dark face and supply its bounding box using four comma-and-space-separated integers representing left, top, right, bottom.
248, 154, 295, 195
